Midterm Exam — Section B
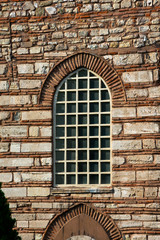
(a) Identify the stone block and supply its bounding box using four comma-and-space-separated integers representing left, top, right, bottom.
131, 235, 147, 240
35, 62, 50, 74
121, 0, 131, 8
80, 4, 92, 12
148, 237, 160, 240
21, 143, 51, 152
0, 39, 10, 45
0, 126, 28, 137
113, 140, 142, 150
22, 110, 51, 120
17, 64, 34, 74
64, 32, 77, 38
32, 202, 52, 208
122, 70, 153, 83
145, 52, 158, 63
78, 30, 89, 37
10, 143, 21, 152
19, 233, 34, 240
45, 6, 56, 15
0, 173, 12, 182
113, 54, 143, 65
91, 36, 104, 43
137, 170, 160, 181
36, 213, 55, 220
27, 187, 50, 196
14, 172, 21, 183
149, 85, 160, 98
29, 220, 48, 228
143, 222, 160, 228
132, 215, 156, 221
0, 64, 7, 75
41, 157, 52, 166
112, 107, 136, 118
113, 171, 135, 182
126, 89, 148, 98
121, 187, 144, 198
124, 122, 159, 134
52, 32, 63, 39
112, 156, 125, 165
22, 1, 35, 10
0, 112, 10, 120
17, 221, 28, 228
0, 95, 31, 106
99, 28, 109, 35
137, 106, 160, 117
112, 124, 122, 135
40, 126, 52, 137
29, 126, 39, 137
0, 81, 9, 90
110, 214, 131, 220
107, 36, 121, 42
17, 48, 28, 55
143, 139, 155, 149
127, 155, 153, 164
145, 187, 157, 197
118, 221, 142, 228
2, 187, 26, 197
52, 202, 70, 209
155, 155, 160, 164
20, 80, 41, 89
0, 143, 9, 152
101, 3, 112, 10
21, 172, 52, 182
30, 46, 41, 54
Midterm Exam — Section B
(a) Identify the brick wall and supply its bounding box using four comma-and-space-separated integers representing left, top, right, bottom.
0, 0, 160, 240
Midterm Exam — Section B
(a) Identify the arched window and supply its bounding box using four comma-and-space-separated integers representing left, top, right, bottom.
53, 68, 111, 186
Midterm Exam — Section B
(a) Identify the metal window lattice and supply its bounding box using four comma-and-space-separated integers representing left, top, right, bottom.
54, 68, 111, 186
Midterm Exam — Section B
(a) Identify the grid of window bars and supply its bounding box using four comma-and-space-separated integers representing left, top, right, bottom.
54, 68, 111, 186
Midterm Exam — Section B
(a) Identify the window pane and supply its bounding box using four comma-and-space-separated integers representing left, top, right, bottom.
78, 115, 87, 124
67, 103, 76, 113
60, 83, 65, 89
78, 69, 87, 77
67, 175, 75, 184
90, 126, 98, 136
67, 127, 76, 137
101, 126, 110, 136
90, 162, 98, 172
56, 104, 65, 113
78, 162, 87, 172
101, 162, 110, 172
90, 91, 99, 100
90, 79, 99, 88
90, 174, 98, 184
101, 90, 109, 100
67, 151, 76, 160
101, 138, 110, 148
101, 81, 106, 88
56, 115, 65, 125
90, 150, 99, 160
79, 103, 87, 112
101, 174, 110, 184
78, 139, 87, 148
90, 103, 99, 112
56, 175, 64, 184
70, 73, 76, 78
101, 102, 110, 112
78, 174, 87, 184
67, 163, 76, 172
90, 114, 99, 124
78, 127, 87, 136
101, 150, 110, 160
78, 91, 87, 101
78, 150, 87, 160
90, 138, 98, 148
67, 92, 76, 101
56, 151, 64, 160
68, 80, 76, 89
56, 163, 64, 173
79, 79, 87, 89
67, 139, 76, 148
56, 139, 64, 149
56, 127, 64, 137
57, 92, 65, 101
101, 114, 110, 124
67, 115, 76, 125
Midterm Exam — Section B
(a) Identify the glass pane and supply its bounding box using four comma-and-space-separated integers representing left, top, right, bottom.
67, 115, 76, 125
70, 72, 76, 78
78, 115, 87, 124
67, 151, 76, 160
101, 114, 110, 124
67, 163, 76, 172
90, 103, 99, 112
67, 174, 75, 184
56, 139, 64, 149
78, 162, 87, 172
78, 127, 87, 136
78, 150, 87, 160
60, 83, 65, 89
67, 139, 76, 148
79, 79, 87, 89
90, 138, 98, 148
90, 79, 99, 88
67, 79, 76, 89
101, 174, 110, 184
101, 150, 110, 160
90, 114, 99, 124
90, 174, 98, 184
90, 126, 98, 136
78, 174, 87, 184
78, 91, 87, 101
101, 162, 110, 172
56, 115, 65, 125
56, 163, 64, 173
67, 92, 76, 101
67, 127, 76, 136
101, 90, 109, 100
56, 127, 64, 137
101, 81, 106, 88
67, 103, 76, 113
78, 103, 87, 112
56, 175, 64, 184
56, 104, 65, 113
101, 138, 110, 148
78, 139, 87, 148
89, 72, 95, 77
90, 162, 98, 172
101, 102, 110, 112
78, 69, 87, 77
56, 151, 64, 160
90, 150, 99, 160
57, 92, 65, 101
101, 126, 110, 136
90, 91, 99, 100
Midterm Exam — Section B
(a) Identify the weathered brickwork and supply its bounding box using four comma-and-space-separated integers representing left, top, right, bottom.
0, 0, 160, 240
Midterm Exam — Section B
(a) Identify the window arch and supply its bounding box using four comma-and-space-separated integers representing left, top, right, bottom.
53, 68, 111, 186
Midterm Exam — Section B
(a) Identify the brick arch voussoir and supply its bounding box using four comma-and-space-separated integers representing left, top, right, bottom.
42, 203, 122, 240
39, 52, 126, 105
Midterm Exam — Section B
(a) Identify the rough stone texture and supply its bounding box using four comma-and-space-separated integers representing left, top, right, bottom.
2, 187, 27, 197
112, 124, 122, 135
127, 155, 153, 164
27, 187, 50, 196
137, 106, 160, 117
148, 85, 160, 98
122, 70, 153, 83
0, 64, 7, 74
0, 126, 28, 137
17, 64, 34, 74
22, 111, 51, 120
0, 95, 31, 106
124, 123, 159, 134
113, 171, 135, 182
112, 107, 136, 118
113, 54, 143, 65
113, 140, 142, 150
21, 143, 51, 153
126, 89, 148, 98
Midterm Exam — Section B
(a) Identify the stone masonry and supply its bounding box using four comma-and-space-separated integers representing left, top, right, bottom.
0, 0, 160, 240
